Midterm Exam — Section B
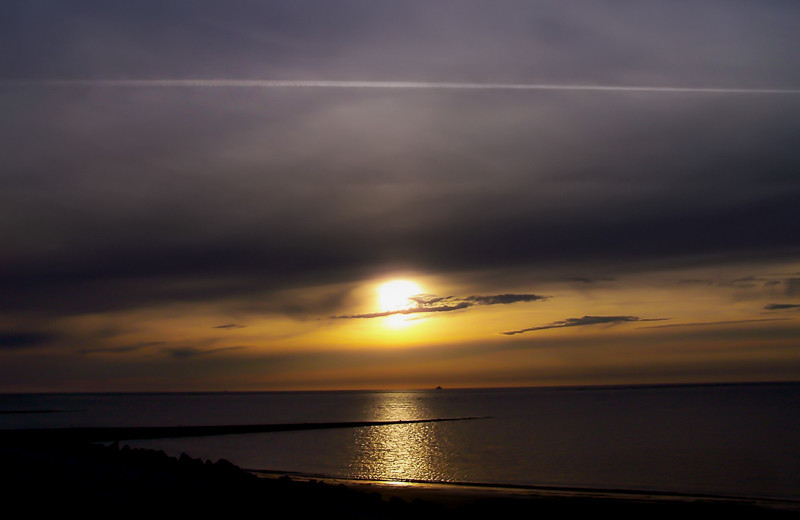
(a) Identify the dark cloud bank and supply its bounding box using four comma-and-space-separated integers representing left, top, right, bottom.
1, 1, 799, 323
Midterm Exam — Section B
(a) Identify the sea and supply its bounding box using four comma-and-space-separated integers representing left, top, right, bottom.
1, 383, 799, 501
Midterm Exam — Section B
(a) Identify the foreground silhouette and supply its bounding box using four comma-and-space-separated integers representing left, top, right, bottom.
1, 436, 796, 518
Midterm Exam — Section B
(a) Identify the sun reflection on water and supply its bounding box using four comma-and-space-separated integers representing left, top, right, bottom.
348, 392, 453, 483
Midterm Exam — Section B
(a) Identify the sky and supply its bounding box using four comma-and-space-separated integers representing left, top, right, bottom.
1, 0, 799, 392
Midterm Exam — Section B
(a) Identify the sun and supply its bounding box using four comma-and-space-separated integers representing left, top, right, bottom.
378, 280, 422, 313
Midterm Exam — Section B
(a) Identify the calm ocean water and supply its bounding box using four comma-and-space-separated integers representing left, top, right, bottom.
2, 383, 799, 500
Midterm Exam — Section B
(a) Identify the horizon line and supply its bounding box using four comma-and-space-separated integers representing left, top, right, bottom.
3, 380, 798, 395
3, 79, 800, 95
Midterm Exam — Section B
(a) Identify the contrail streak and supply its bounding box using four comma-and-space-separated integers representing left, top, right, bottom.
2, 79, 800, 95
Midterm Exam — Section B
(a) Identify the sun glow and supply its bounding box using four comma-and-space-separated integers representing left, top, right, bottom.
378, 280, 422, 312
377, 280, 422, 328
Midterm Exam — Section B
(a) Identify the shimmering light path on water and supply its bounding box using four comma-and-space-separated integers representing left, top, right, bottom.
2, 385, 799, 500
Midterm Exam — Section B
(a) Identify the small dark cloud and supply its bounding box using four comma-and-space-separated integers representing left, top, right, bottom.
463, 294, 548, 305
409, 294, 451, 306
213, 323, 246, 330
678, 276, 789, 289
166, 347, 203, 359
0, 331, 55, 349
334, 293, 547, 319
641, 318, 789, 329
717, 276, 772, 289
165, 346, 246, 359
764, 303, 800, 311
501, 315, 667, 336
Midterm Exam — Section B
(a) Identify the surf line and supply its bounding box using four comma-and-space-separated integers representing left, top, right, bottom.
3, 79, 800, 95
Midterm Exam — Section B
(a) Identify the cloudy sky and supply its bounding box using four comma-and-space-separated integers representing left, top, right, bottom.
2, 1, 799, 391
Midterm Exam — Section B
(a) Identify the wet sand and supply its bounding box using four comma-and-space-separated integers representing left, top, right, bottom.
252, 470, 800, 516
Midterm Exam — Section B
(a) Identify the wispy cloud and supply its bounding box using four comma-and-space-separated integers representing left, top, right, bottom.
501, 315, 667, 336
462, 294, 548, 305
677, 275, 788, 289
333, 302, 471, 320
641, 318, 789, 329
213, 323, 247, 330
334, 293, 547, 319
4, 79, 800, 95
764, 303, 800, 311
